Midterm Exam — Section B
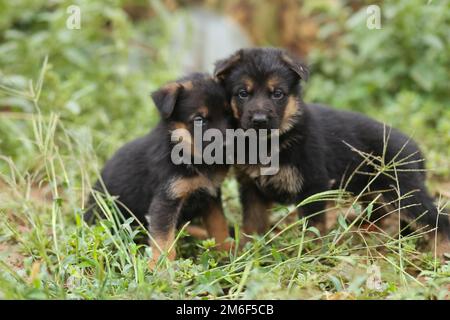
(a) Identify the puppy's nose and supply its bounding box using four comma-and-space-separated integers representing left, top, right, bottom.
251, 113, 268, 128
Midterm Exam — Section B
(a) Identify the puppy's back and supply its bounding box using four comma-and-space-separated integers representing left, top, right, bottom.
85, 125, 171, 224
306, 103, 424, 171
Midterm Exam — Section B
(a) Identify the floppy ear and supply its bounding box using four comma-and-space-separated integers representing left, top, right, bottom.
214, 49, 243, 80
151, 83, 182, 119
281, 51, 309, 81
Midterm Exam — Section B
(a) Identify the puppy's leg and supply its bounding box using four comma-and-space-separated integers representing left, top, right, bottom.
377, 175, 450, 260
298, 202, 327, 235
202, 193, 232, 251
240, 181, 272, 241
389, 188, 450, 260
297, 187, 329, 235
358, 193, 392, 231
185, 225, 209, 240
432, 231, 450, 261
147, 194, 181, 269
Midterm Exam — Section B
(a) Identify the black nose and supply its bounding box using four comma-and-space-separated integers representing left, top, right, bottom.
251, 113, 268, 127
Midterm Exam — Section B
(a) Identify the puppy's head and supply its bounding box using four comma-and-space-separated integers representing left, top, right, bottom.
151, 73, 232, 158
214, 48, 308, 133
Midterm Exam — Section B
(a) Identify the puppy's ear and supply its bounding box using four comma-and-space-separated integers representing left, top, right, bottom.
151, 83, 182, 119
214, 49, 243, 80
281, 51, 309, 81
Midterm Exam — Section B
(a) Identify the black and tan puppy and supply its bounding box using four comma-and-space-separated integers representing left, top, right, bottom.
85, 73, 233, 266
214, 47, 450, 257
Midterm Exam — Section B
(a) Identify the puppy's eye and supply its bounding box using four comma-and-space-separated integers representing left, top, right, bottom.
271, 89, 284, 100
238, 89, 249, 99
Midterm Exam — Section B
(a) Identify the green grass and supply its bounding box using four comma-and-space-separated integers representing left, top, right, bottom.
0, 79, 448, 298
1, 0, 449, 300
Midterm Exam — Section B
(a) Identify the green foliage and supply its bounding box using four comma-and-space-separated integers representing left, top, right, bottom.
306, 0, 450, 177
0, 0, 176, 171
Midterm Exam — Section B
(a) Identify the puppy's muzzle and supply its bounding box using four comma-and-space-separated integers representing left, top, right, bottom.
251, 113, 269, 129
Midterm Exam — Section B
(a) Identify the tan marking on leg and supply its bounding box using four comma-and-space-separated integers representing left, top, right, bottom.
203, 204, 232, 251
280, 96, 299, 133
169, 175, 217, 199
185, 225, 209, 240
242, 201, 272, 237
148, 228, 176, 270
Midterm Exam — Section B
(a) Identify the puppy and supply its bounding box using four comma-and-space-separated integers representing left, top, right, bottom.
85, 73, 233, 266
214, 47, 450, 258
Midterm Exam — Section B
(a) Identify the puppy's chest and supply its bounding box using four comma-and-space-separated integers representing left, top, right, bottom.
236, 164, 304, 202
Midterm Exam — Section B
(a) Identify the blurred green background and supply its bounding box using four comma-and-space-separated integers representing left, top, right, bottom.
1, 0, 449, 179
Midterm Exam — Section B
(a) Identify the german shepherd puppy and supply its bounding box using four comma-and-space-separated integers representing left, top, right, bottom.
214, 47, 450, 258
85, 73, 233, 266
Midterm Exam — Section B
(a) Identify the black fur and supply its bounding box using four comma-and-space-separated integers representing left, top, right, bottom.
84, 73, 232, 244
214, 47, 450, 240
